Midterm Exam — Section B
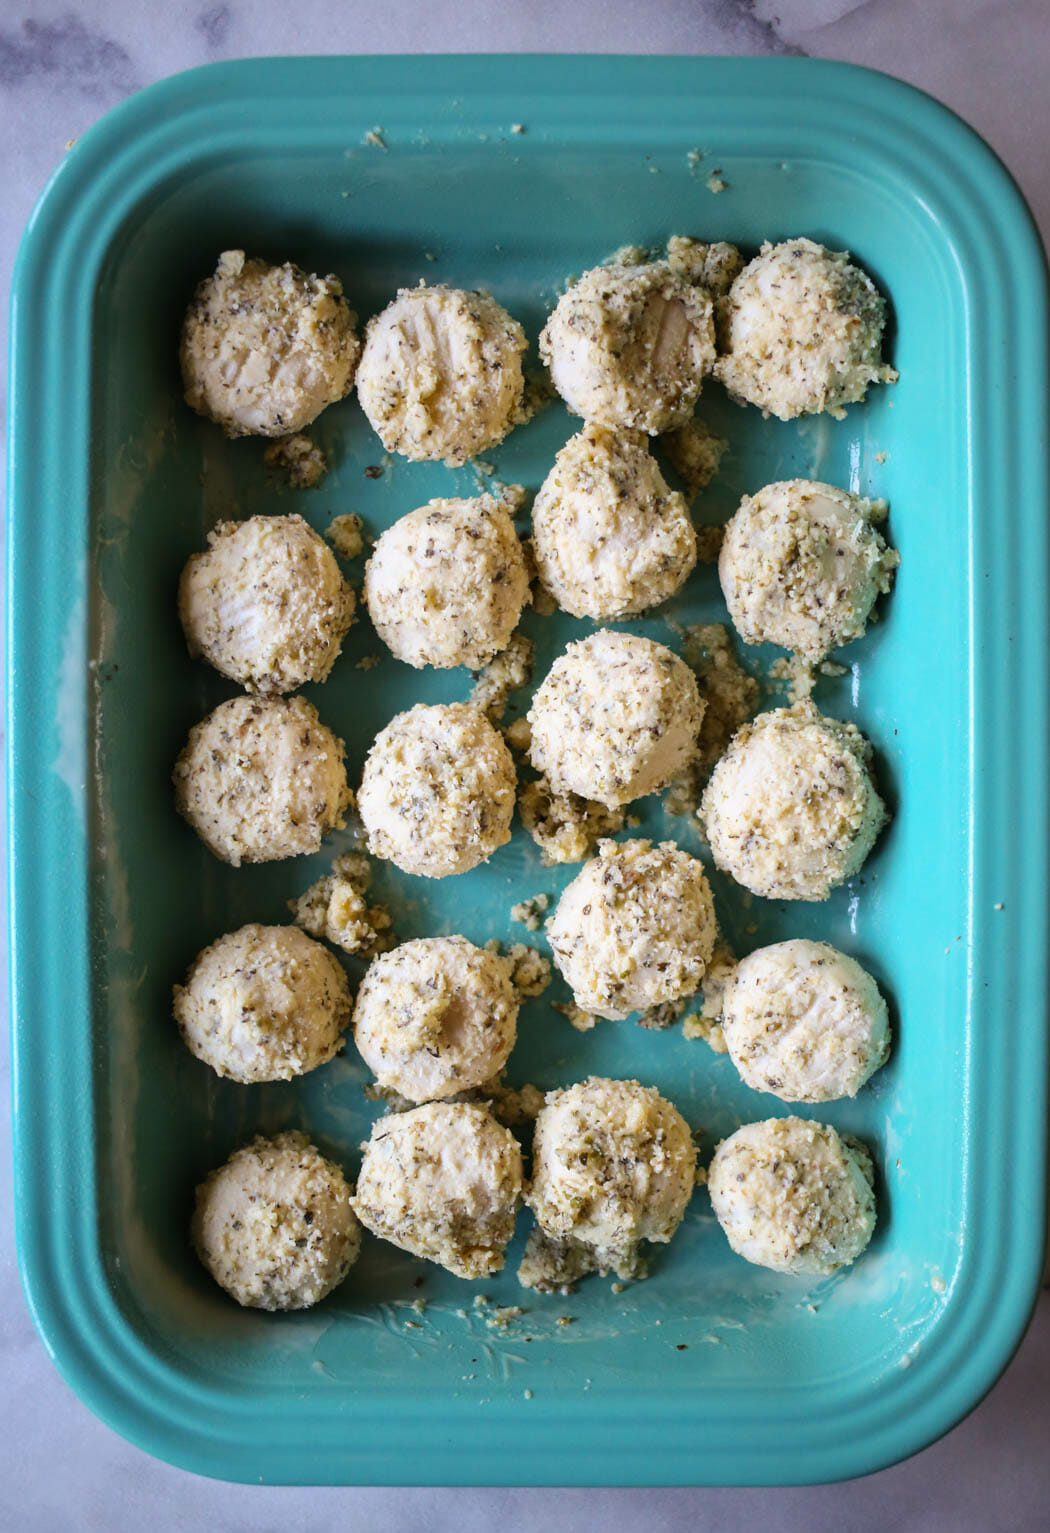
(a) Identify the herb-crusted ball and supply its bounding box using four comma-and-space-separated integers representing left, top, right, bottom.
701, 702, 887, 901
540, 259, 716, 432
179, 514, 356, 693
364, 495, 529, 669
720, 939, 890, 1102
173, 694, 351, 866
547, 838, 717, 1020
531, 423, 696, 620
353, 936, 519, 1103
180, 250, 360, 437
528, 631, 704, 809
174, 923, 352, 1083
715, 238, 896, 421
708, 1117, 877, 1274
357, 702, 516, 878
352, 1101, 523, 1278
527, 1077, 697, 1279
356, 284, 527, 465
719, 480, 899, 662
192, 1132, 360, 1309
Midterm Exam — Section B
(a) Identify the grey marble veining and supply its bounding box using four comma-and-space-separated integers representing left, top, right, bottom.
2, 3, 1048, 1529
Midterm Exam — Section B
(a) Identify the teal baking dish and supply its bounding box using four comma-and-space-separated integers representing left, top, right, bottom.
8, 55, 1048, 1486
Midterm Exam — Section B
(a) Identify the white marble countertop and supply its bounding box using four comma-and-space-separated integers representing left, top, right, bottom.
2, 2, 1048, 1528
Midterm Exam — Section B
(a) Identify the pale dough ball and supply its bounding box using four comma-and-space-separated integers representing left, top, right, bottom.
356, 284, 526, 465
528, 630, 704, 808
531, 423, 696, 620
173, 923, 352, 1083
701, 702, 886, 901
719, 480, 899, 662
173, 694, 351, 866
352, 1102, 523, 1278
357, 702, 516, 878
364, 495, 528, 669
192, 1132, 360, 1309
715, 238, 896, 421
547, 838, 716, 1020
527, 1077, 697, 1278
179, 514, 356, 693
540, 260, 716, 433
180, 250, 360, 438
708, 1117, 877, 1275
353, 936, 519, 1102
721, 939, 890, 1102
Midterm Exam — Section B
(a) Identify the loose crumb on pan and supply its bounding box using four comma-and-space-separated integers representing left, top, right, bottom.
519, 371, 556, 425
263, 433, 328, 488
484, 938, 552, 997
369, 1072, 544, 1127
487, 1305, 525, 1328
470, 632, 535, 723
355, 654, 381, 671
521, 537, 559, 615
769, 653, 816, 705
289, 852, 394, 956
682, 1013, 727, 1050
503, 717, 532, 753
517, 1227, 599, 1293
664, 622, 760, 819
553, 1001, 602, 1032
601, 243, 654, 269
636, 998, 687, 1031
362, 1080, 417, 1112
511, 892, 550, 931
325, 513, 365, 560
695, 525, 724, 564
660, 418, 728, 500
479, 1077, 546, 1126
682, 937, 737, 1051
706, 172, 728, 194
364, 127, 387, 149
518, 774, 625, 865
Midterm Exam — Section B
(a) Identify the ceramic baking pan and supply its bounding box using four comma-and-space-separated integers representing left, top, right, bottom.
7, 56, 1048, 1484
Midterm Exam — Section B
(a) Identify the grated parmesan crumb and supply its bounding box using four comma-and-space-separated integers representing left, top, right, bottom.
503, 716, 532, 753
484, 939, 552, 998
487, 1305, 524, 1328
553, 1001, 602, 1033
664, 623, 760, 818
289, 852, 394, 956
695, 525, 724, 564
263, 433, 328, 488
470, 632, 535, 723
661, 418, 728, 500
518, 774, 625, 865
769, 653, 816, 705
325, 513, 365, 560
511, 893, 551, 931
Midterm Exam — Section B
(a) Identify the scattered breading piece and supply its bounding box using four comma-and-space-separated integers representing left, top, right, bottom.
519, 775, 625, 864
263, 433, 328, 488
470, 632, 535, 723
325, 513, 364, 560
290, 852, 394, 956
